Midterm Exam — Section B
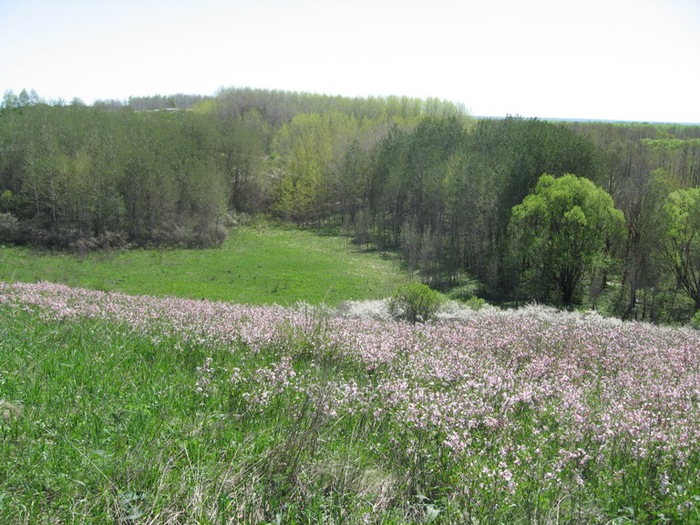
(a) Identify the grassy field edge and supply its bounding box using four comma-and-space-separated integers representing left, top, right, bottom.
0, 223, 407, 306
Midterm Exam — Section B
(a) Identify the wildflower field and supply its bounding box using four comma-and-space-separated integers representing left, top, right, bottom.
2, 282, 700, 523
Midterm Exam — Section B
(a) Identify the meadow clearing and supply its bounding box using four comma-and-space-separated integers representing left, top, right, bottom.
2, 280, 700, 523
0, 223, 406, 306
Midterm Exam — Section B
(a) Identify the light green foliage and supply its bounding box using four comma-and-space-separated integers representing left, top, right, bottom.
388, 281, 443, 323
662, 187, 700, 310
272, 112, 359, 223
637, 136, 700, 187
510, 173, 626, 305
464, 295, 487, 311
691, 310, 700, 329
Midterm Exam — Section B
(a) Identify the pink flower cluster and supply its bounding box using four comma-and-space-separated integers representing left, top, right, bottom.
4, 282, 700, 486
239, 356, 298, 410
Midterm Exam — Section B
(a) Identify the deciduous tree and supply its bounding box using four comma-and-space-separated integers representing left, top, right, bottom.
510, 174, 625, 306
662, 187, 700, 311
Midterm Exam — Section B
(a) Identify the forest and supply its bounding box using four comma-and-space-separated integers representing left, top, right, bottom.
1, 87, 700, 322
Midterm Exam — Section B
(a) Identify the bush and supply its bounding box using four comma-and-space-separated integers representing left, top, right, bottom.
691, 310, 700, 330
388, 282, 443, 324
0, 212, 21, 243
465, 295, 487, 311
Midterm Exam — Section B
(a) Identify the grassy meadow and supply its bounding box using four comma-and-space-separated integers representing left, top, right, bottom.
2, 225, 700, 523
2, 280, 700, 523
0, 223, 406, 306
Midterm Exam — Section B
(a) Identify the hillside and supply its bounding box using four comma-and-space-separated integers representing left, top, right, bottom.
2, 282, 700, 523
2, 88, 700, 322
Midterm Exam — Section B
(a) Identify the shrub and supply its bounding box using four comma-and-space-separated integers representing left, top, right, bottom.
465, 295, 487, 311
0, 212, 21, 243
691, 310, 700, 330
388, 282, 443, 324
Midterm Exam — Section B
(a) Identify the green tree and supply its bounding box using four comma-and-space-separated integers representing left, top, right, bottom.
616, 165, 670, 320
216, 118, 266, 213
271, 112, 359, 224
338, 139, 370, 228
2, 90, 19, 109
662, 187, 700, 311
271, 113, 329, 223
510, 174, 625, 306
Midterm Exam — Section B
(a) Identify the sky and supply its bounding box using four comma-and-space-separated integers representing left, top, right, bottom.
1, 0, 699, 123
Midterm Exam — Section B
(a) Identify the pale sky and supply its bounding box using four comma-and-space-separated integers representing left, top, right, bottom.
1, 0, 699, 122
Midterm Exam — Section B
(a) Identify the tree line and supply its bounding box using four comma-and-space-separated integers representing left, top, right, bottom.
1, 87, 700, 321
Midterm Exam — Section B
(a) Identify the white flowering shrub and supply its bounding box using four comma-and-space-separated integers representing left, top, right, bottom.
336, 299, 392, 321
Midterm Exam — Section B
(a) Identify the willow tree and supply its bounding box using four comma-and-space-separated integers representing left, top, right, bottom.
662, 187, 700, 311
510, 173, 625, 306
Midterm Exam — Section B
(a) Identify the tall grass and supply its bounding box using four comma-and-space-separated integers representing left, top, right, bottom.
2, 283, 700, 523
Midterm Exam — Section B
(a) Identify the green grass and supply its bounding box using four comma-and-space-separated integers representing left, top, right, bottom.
0, 223, 406, 305
0, 305, 406, 524
4, 286, 700, 523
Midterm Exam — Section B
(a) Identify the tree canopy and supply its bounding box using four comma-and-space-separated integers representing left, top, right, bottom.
662, 187, 700, 311
510, 174, 626, 306
2, 87, 700, 321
